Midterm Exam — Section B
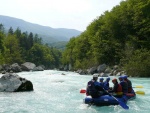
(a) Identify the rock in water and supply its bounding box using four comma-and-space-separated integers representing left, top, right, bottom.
0, 73, 33, 92
21, 62, 36, 71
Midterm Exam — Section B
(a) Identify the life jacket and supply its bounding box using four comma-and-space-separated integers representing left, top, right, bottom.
120, 81, 128, 93
99, 82, 104, 88
124, 79, 132, 88
104, 81, 109, 90
126, 79, 132, 93
87, 80, 98, 95
116, 84, 123, 95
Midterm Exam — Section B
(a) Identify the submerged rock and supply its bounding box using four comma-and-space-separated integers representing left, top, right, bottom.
0, 73, 33, 92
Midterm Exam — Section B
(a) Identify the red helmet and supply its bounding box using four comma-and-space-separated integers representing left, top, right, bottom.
112, 78, 117, 82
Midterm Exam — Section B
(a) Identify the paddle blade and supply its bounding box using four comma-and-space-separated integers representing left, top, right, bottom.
112, 96, 129, 110
118, 100, 129, 110
80, 89, 86, 93
134, 86, 143, 88
135, 91, 145, 95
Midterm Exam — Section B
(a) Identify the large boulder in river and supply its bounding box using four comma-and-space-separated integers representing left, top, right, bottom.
21, 62, 36, 71
11, 63, 22, 72
0, 73, 33, 92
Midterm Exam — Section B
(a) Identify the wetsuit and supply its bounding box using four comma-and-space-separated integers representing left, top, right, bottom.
86, 80, 106, 98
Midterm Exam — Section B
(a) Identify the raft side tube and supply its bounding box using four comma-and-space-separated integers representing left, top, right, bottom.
84, 93, 136, 106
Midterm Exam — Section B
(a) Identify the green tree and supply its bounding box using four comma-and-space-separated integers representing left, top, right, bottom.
28, 32, 34, 49
14, 27, 22, 39
0, 24, 4, 52
3, 34, 22, 64
0, 24, 5, 64
34, 34, 42, 44
123, 49, 150, 77
8, 27, 14, 35
62, 0, 150, 74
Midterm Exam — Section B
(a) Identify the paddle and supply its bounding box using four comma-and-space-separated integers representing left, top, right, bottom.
135, 91, 145, 95
104, 90, 129, 110
110, 94, 129, 109
80, 89, 86, 93
133, 86, 143, 88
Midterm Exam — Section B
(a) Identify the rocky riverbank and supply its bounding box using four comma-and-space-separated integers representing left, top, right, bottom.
0, 62, 45, 74
75, 64, 126, 77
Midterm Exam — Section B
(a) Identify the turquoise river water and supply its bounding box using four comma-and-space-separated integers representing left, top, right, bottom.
0, 70, 149, 113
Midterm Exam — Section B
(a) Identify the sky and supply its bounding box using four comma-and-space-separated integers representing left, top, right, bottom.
0, 0, 123, 31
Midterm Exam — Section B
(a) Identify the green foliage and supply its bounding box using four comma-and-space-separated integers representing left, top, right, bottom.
0, 24, 4, 52
0, 24, 4, 33
3, 34, 23, 64
8, 27, 14, 35
62, 0, 150, 76
123, 49, 150, 77
48, 41, 68, 50
28, 44, 54, 67
61, 37, 76, 65
0, 25, 62, 69
0, 51, 5, 64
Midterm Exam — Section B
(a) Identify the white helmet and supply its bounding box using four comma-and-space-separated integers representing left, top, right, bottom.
93, 74, 98, 78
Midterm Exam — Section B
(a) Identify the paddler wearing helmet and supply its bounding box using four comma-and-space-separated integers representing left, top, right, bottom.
99, 77, 104, 88
118, 76, 128, 94
123, 75, 133, 93
104, 77, 110, 90
86, 75, 106, 98
109, 78, 123, 97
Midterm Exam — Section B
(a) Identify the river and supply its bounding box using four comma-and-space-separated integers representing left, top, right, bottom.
0, 70, 149, 113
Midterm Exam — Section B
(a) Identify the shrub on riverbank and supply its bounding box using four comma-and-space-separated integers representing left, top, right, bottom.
123, 49, 150, 77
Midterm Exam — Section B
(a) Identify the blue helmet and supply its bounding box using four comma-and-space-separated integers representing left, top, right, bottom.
106, 77, 110, 81
123, 75, 128, 79
119, 76, 124, 80
99, 78, 104, 81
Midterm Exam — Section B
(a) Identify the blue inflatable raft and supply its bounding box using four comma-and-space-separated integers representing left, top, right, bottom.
84, 92, 136, 106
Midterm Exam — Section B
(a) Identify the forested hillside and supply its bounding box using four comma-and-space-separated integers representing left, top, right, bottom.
49, 41, 68, 50
62, 0, 150, 77
0, 15, 82, 43
0, 25, 62, 68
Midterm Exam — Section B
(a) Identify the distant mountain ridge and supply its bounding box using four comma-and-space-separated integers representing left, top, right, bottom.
0, 15, 82, 43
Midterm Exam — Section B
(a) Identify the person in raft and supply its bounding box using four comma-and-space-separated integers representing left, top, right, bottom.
86, 75, 107, 98
123, 75, 133, 93
99, 77, 104, 88
118, 76, 128, 94
103, 77, 111, 91
109, 78, 123, 97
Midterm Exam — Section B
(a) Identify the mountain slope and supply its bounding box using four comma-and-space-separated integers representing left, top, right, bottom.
0, 15, 82, 43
